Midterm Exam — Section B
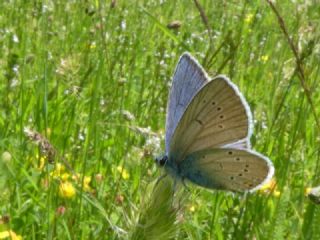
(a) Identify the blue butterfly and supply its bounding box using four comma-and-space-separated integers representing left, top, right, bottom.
156, 53, 274, 192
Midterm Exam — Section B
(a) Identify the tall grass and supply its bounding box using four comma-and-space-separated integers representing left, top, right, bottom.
0, 0, 320, 239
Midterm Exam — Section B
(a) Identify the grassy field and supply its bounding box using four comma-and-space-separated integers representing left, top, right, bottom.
1, 0, 320, 239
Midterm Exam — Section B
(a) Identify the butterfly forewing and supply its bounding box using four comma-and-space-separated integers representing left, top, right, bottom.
180, 148, 274, 192
165, 53, 209, 153
170, 76, 252, 162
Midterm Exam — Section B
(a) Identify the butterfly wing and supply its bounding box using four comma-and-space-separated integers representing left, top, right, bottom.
165, 53, 209, 153
180, 148, 274, 192
169, 76, 253, 162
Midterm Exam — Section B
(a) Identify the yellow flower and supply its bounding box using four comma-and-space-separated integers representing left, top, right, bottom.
55, 163, 65, 172
244, 13, 254, 24
83, 176, 91, 185
188, 205, 196, 213
89, 42, 96, 49
46, 128, 52, 138
273, 190, 281, 197
83, 184, 92, 192
117, 166, 130, 180
0, 230, 22, 240
305, 187, 312, 196
50, 163, 65, 178
61, 173, 70, 181
37, 156, 46, 170
260, 178, 276, 192
259, 178, 280, 197
260, 55, 269, 63
83, 176, 92, 192
59, 181, 76, 199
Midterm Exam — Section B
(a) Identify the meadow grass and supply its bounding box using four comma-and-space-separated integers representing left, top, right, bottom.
0, 0, 320, 239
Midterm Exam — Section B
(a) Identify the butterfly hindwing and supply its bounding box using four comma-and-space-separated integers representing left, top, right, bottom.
165, 53, 209, 153
170, 76, 252, 162
179, 148, 274, 192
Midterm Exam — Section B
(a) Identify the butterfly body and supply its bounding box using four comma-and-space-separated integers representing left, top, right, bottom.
163, 153, 222, 190
158, 53, 274, 192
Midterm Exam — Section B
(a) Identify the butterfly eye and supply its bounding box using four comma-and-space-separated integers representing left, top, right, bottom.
159, 156, 168, 166
155, 155, 168, 167
196, 119, 204, 125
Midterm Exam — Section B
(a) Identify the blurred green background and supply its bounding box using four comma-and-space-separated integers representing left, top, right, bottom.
0, 0, 320, 239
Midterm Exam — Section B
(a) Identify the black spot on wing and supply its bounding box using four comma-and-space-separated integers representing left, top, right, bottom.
196, 119, 203, 125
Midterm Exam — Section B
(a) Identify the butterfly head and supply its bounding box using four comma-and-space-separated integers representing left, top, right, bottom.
155, 154, 168, 167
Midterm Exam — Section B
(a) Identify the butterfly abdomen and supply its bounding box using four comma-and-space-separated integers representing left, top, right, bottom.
164, 157, 181, 178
